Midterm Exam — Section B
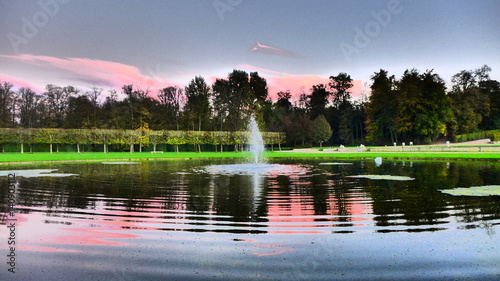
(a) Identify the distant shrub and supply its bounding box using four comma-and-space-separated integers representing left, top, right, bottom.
489, 132, 500, 142
454, 129, 500, 142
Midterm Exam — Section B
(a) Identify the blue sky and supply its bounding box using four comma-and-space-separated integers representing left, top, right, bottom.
0, 0, 498, 99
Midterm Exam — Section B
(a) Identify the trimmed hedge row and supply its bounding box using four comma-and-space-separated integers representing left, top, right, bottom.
0, 128, 285, 152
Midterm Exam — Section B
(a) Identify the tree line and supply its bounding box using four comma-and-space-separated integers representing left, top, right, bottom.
0, 66, 498, 147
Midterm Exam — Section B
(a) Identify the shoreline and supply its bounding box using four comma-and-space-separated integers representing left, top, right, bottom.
1, 150, 500, 165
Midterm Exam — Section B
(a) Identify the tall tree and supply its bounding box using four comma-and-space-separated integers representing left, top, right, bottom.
212, 70, 264, 131
449, 66, 491, 134
479, 79, 500, 129
249, 72, 268, 105
157, 86, 184, 130
184, 76, 211, 131
18, 88, 43, 128
329, 73, 353, 108
308, 84, 331, 119
86, 86, 103, 128
64, 95, 95, 129
0, 81, 16, 127
43, 84, 78, 128
329, 73, 354, 144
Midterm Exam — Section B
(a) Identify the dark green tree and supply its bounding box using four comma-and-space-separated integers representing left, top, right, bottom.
212, 70, 267, 132
308, 84, 331, 119
366, 69, 397, 144
64, 95, 95, 129
329, 73, 353, 108
184, 76, 211, 131
313, 115, 332, 147
449, 66, 491, 134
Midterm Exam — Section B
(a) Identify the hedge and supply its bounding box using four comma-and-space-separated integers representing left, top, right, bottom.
0, 128, 285, 153
454, 129, 500, 142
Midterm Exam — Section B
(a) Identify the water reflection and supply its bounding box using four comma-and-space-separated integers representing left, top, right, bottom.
1, 160, 499, 245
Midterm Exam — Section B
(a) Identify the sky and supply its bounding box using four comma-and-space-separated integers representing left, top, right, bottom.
0, 0, 499, 101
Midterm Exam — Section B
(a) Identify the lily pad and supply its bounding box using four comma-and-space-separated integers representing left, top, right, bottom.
439, 185, 500, 196
348, 175, 415, 181
0, 169, 78, 178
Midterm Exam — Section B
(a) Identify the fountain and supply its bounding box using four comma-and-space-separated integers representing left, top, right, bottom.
204, 115, 293, 176
247, 115, 265, 164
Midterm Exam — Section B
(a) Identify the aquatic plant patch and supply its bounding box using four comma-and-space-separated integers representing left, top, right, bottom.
439, 185, 500, 196
347, 175, 415, 181
0, 169, 78, 178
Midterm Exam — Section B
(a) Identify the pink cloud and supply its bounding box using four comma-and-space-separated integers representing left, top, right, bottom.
0, 73, 42, 92
0, 54, 177, 95
237, 64, 366, 101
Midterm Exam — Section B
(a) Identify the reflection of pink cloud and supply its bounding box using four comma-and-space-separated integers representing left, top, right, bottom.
252, 243, 297, 257
19, 245, 81, 253
0, 54, 177, 94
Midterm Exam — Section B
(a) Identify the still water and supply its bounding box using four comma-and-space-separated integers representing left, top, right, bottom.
1, 159, 499, 280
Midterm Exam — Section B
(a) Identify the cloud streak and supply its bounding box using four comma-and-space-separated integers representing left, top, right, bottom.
249, 41, 304, 58
0, 54, 177, 93
0, 73, 42, 92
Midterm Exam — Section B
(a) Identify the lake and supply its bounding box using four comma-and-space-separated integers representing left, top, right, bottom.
1, 159, 499, 280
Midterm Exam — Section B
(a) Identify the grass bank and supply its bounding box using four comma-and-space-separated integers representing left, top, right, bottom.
1, 150, 500, 164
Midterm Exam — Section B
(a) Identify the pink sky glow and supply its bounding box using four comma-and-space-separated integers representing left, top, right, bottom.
0, 54, 365, 101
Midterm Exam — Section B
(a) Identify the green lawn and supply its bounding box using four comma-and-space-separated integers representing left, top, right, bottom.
274, 151, 500, 160
1, 150, 499, 164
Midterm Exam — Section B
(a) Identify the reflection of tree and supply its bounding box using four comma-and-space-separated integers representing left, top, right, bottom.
365, 161, 500, 234
212, 175, 255, 222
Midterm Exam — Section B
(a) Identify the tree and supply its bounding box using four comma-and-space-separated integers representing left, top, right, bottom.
366, 69, 397, 144
313, 115, 332, 147
0, 81, 16, 127
479, 79, 500, 129
249, 72, 268, 105
101, 89, 128, 129
276, 91, 293, 113
43, 84, 78, 128
122, 85, 154, 130
329, 73, 353, 108
184, 76, 211, 131
449, 66, 491, 134
157, 86, 184, 130
329, 73, 354, 144
19, 88, 43, 128
308, 84, 331, 119
64, 95, 95, 129
212, 70, 266, 132
366, 69, 451, 144
413, 70, 451, 142
85, 86, 103, 128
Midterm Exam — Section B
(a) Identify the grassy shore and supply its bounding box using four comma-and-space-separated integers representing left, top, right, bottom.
1, 150, 500, 164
